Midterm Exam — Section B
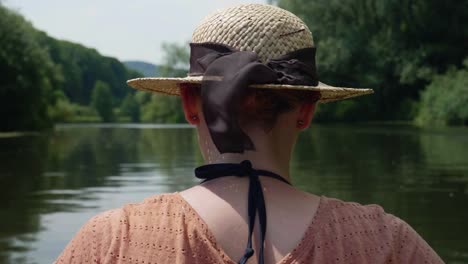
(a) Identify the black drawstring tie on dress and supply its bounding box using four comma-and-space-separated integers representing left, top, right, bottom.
194, 160, 291, 264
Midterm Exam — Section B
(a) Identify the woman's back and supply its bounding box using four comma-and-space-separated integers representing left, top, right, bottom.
180, 176, 321, 264
55, 188, 442, 263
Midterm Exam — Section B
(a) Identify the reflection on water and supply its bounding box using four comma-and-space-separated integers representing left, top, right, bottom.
0, 124, 467, 263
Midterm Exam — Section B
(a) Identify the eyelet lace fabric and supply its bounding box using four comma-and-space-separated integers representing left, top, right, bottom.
55, 193, 443, 264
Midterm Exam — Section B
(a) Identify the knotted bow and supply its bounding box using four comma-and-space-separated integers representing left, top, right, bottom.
189, 43, 319, 154
195, 160, 291, 264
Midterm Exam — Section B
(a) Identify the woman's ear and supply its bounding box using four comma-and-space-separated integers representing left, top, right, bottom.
180, 84, 200, 125
296, 101, 317, 130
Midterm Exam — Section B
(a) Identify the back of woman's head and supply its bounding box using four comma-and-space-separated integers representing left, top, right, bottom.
182, 84, 320, 131
239, 89, 320, 130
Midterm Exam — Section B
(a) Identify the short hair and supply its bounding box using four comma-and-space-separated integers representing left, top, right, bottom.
181, 84, 320, 130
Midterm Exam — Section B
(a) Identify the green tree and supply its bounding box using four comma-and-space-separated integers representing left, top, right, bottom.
416, 59, 468, 126
140, 42, 189, 123
48, 90, 75, 122
120, 93, 140, 122
159, 42, 189, 77
0, 4, 62, 131
91, 81, 114, 122
141, 93, 185, 123
278, 0, 468, 122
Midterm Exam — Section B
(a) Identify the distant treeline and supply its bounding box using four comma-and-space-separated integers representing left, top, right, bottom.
0, 3, 144, 131
0, 3, 194, 131
1, 1, 467, 132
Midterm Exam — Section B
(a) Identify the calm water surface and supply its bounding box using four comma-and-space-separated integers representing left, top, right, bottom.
0, 124, 467, 264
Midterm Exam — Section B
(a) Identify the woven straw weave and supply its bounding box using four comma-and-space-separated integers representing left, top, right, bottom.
192, 4, 314, 62
127, 4, 373, 103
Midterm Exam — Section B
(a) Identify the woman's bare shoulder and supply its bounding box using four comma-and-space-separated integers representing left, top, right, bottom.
55, 192, 185, 263
315, 196, 414, 234
313, 196, 444, 263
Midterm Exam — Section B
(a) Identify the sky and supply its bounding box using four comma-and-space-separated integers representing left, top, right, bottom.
4, 0, 267, 64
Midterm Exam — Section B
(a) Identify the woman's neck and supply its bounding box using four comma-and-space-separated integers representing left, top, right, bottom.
199, 126, 297, 181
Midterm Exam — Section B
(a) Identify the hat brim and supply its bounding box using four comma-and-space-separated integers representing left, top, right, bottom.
126, 76, 373, 103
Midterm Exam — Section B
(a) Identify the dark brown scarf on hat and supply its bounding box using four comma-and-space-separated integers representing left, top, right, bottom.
188, 42, 319, 154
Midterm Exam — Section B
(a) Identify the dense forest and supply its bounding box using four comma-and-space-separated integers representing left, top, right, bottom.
278, 0, 468, 125
1, 1, 467, 132
0, 3, 144, 131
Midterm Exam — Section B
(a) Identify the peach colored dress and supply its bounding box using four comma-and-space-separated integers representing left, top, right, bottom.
55, 193, 443, 264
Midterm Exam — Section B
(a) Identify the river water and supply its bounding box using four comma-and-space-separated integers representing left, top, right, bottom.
0, 124, 467, 263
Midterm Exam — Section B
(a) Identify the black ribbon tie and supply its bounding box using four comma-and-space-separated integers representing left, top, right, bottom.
195, 160, 291, 264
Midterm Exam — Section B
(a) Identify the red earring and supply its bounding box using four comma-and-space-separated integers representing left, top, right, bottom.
191, 115, 198, 121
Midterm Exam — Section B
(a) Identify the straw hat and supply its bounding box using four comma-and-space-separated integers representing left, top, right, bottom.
127, 4, 373, 103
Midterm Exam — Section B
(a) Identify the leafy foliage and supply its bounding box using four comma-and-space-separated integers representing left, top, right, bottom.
120, 93, 140, 122
417, 59, 468, 126
36, 33, 141, 105
0, 3, 141, 131
159, 42, 190, 77
0, 5, 61, 131
91, 81, 115, 122
278, 0, 468, 122
139, 42, 189, 123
